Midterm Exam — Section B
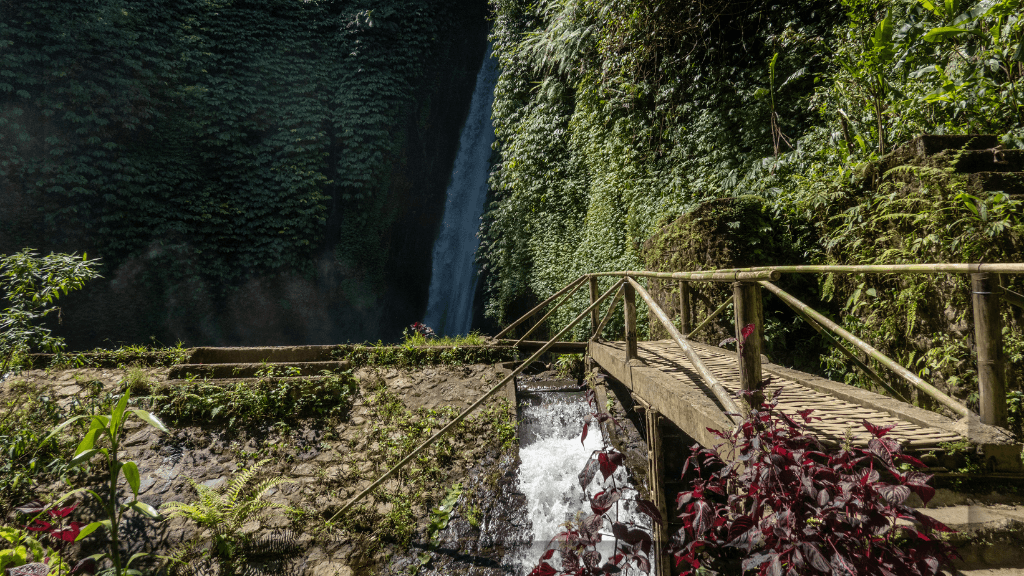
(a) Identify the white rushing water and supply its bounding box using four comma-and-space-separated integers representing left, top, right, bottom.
508, 392, 652, 575
422, 45, 499, 336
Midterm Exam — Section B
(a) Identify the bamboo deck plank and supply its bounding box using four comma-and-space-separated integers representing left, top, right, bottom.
597, 340, 962, 450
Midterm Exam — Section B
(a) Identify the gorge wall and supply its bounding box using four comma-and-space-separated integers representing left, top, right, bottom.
0, 0, 490, 348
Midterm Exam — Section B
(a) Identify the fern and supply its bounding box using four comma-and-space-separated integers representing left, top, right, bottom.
162, 459, 294, 574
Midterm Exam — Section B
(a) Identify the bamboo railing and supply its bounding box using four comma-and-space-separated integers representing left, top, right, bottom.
495, 263, 1022, 429
337, 262, 1020, 520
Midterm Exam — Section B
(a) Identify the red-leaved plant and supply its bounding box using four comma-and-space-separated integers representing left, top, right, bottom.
530, 386, 663, 576
672, 382, 958, 576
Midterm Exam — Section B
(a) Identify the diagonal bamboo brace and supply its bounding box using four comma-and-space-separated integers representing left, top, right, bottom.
330, 279, 626, 521
759, 280, 970, 419
494, 275, 588, 339
626, 277, 744, 423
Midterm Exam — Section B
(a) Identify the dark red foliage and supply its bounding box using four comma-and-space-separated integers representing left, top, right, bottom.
670, 384, 958, 576
16, 501, 91, 565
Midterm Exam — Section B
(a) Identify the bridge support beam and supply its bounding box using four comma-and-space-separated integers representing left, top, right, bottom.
624, 281, 639, 362
733, 281, 764, 406
972, 273, 1008, 427
642, 406, 671, 576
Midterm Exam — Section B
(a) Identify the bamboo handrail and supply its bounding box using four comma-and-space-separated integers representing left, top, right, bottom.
724, 263, 1024, 276
686, 298, 732, 337
516, 278, 587, 345
601, 269, 780, 282
626, 277, 744, 423
330, 278, 625, 521
759, 281, 970, 419
784, 301, 910, 403
592, 284, 625, 340
494, 275, 588, 339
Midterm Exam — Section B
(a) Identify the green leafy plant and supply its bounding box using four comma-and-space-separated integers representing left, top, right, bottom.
41, 389, 169, 576
161, 459, 295, 575
553, 353, 584, 380
0, 525, 71, 575
0, 249, 101, 377
426, 483, 463, 543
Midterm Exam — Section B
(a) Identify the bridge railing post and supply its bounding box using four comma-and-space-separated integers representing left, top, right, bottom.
679, 280, 691, 334
589, 276, 599, 337
733, 281, 763, 408
972, 272, 1008, 427
624, 279, 639, 362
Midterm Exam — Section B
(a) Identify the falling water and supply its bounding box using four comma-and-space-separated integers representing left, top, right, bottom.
422, 45, 499, 336
507, 391, 653, 575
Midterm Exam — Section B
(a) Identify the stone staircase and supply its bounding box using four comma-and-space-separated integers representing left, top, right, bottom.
883, 134, 1024, 197
167, 345, 350, 385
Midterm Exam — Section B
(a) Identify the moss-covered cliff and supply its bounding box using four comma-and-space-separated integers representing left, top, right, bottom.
0, 0, 490, 347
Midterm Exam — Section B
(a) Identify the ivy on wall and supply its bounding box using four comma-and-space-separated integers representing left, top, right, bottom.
1, 0, 487, 345
482, 0, 1024, 402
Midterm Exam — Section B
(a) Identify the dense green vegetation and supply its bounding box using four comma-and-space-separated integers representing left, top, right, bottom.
0, 0, 488, 346
482, 0, 1024, 408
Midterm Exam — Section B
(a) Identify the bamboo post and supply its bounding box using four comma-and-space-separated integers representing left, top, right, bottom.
644, 407, 670, 576
589, 276, 600, 337
759, 281, 970, 418
624, 280, 639, 362
330, 279, 625, 522
679, 280, 691, 334
733, 282, 764, 407
972, 273, 1008, 426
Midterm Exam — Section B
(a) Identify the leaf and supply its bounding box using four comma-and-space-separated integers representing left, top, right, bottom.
872, 12, 894, 49
75, 520, 110, 541
581, 420, 589, 445
13, 500, 46, 515
111, 392, 130, 435
129, 501, 160, 519
635, 499, 663, 525
40, 415, 91, 448
922, 26, 980, 42
598, 451, 623, 480
70, 448, 101, 467
122, 461, 141, 496
131, 409, 169, 433
125, 552, 148, 568
579, 455, 600, 490
692, 500, 714, 536
591, 489, 621, 515
799, 542, 830, 572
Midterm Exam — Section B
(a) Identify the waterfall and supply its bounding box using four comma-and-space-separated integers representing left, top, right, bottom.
422, 45, 499, 336
507, 391, 653, 575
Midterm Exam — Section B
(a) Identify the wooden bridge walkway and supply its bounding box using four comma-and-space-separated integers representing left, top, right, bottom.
590, 339, 963, 451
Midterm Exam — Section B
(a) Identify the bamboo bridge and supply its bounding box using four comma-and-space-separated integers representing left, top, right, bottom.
335, 264, 1024, 548
491, 264, 1024, 576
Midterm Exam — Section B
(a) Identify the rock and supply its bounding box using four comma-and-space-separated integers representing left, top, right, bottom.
310, 561, 352, 576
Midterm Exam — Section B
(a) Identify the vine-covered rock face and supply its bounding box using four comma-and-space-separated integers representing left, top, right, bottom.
0, 0, 489, 348
638, 197, 809, 347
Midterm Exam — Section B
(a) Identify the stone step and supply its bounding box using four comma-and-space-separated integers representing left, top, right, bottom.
930, 149, 1024, 173
168, 360, 351, 380
901, 134, 1001, 158
188, 345, 340, 364
968, 171, 1024, 196
160, 375, 347, 387
916, 504, 1024, 570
